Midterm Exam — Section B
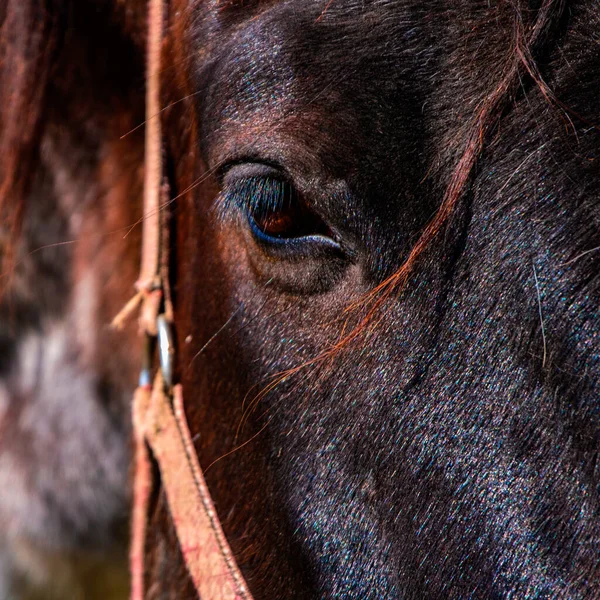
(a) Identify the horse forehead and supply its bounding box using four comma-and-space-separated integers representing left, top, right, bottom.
197, 0, 424, 121
191, 0, 432, 184
202, 0, 420, 55
209, 0, 414, 22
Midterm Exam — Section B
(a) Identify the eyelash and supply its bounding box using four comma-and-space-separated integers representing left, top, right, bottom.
221, 176, 292, 220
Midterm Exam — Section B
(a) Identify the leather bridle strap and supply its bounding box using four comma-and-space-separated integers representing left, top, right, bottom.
124, 0, 254, 598
132, 377, 254, 600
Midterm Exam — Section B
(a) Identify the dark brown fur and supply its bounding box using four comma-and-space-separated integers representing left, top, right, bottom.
1, 1, 599, 598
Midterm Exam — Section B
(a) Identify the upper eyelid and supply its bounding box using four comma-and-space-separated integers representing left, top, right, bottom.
218, 159, 289, 185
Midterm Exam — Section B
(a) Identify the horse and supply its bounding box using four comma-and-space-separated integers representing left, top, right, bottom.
1, 0, 599, 598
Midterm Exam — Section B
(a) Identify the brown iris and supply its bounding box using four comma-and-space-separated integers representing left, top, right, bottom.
253, 199, 313, 238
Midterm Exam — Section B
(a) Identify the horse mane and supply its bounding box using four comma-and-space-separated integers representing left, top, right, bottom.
0, 0, 145, 282
0, 0, 62, 276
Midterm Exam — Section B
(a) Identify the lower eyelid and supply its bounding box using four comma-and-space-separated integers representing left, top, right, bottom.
247, 210, 342, 255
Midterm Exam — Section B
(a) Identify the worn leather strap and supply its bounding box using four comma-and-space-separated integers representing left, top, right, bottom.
127, 0, 254, 598
133, 376, 253, 600
137, 0, 162, 296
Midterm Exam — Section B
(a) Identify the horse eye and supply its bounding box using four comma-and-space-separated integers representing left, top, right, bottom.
230, 176, 332, 241
221, 171, 349, 291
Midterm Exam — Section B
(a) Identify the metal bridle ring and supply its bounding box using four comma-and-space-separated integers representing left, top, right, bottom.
157, 314, 175, 391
